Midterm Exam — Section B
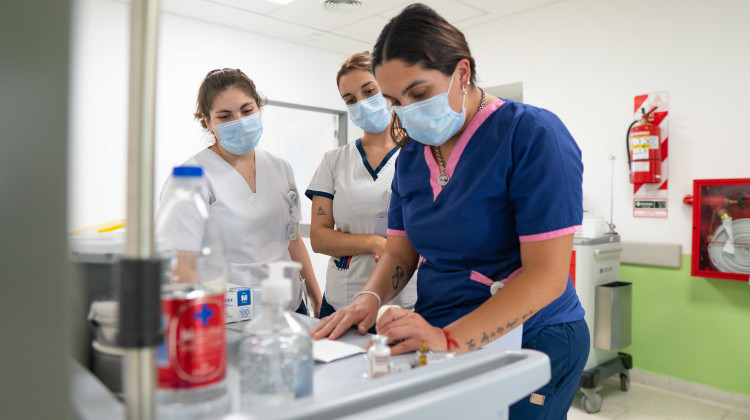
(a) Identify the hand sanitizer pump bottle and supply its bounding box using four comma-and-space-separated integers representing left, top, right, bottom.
240, 261, 313, 408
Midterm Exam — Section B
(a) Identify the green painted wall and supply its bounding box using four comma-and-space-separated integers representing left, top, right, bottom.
620, 255, 750, 395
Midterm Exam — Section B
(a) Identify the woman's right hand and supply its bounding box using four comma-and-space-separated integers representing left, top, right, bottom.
311, 294, 379, 340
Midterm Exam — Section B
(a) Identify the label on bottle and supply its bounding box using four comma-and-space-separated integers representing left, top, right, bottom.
369, 354, 391, 379
158, 294, 226, 389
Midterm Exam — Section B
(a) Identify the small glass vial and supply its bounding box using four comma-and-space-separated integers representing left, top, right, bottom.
368, 335, 391, 379
418, 340, 428, 367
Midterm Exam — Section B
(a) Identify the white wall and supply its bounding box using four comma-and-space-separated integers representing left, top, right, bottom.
71, 0, 750, 263
464, 0, 750, 252
69, 0, 349, 232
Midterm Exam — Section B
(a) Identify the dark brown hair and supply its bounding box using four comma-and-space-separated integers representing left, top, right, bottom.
372, 3, 477, 147
336, 51, 374, 87
193, 68, 266, 131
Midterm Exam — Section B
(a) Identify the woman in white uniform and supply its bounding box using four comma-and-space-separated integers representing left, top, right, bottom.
306, 52, 416, 321
159, 68, 322, 316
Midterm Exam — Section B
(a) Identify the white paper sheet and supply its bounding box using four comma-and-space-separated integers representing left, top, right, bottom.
313, 339, 365, 363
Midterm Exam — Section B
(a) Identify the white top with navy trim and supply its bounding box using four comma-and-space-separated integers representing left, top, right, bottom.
306, 139, 417, 311
157, 148, 304, 310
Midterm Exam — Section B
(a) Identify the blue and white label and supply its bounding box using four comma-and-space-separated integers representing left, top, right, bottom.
225, 286, 254, 323
237, 290, 251, 306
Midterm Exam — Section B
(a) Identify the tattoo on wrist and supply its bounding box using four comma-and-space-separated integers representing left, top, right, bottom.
391, 266, 404, 290
522, 309, 534, 320
317, 206, 326, 216
506, 318, 518, 329
466, 338, 476, 351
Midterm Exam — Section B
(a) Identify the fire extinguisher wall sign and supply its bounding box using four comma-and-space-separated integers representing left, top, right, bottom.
630, 92, 669, 218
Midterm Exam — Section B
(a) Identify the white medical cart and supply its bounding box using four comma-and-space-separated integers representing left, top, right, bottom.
572, 231, 633, 414
72, 316, 548, 420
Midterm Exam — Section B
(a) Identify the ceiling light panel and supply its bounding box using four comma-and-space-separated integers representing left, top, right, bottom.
332, 14, 390, 44
454, 0, 561, 16
295, 31, 372, 55
270, 0, 406, 32
379, 0, 487, 24
207, 0, 287, 14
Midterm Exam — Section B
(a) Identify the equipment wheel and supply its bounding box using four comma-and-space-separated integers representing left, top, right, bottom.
620, 372, 630, 391
581, 392, 602, 414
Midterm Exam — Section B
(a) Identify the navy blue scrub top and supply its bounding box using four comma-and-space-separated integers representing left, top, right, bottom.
386, 98, 585, 343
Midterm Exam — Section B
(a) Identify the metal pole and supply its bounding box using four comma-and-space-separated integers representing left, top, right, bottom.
126, 0, 158, 259
123, 0, 160, 418
609, 154, 616, 229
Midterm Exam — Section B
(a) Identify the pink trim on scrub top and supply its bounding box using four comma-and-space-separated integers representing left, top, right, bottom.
519, 225, 582, 243
424, 98, 506, 201
469, 270, 494, 286
470, 267, 522, 286
387, 229, 407, 237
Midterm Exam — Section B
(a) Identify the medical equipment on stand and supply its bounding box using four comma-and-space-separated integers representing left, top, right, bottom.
573, 157, 632, 414
572, 215, 633, 414
69, 222, 126, 396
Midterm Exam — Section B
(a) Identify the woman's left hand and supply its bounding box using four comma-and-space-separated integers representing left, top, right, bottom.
375, 307, 445, 355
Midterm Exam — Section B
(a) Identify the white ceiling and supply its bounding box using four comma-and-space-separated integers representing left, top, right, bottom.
160, 0, 564, 56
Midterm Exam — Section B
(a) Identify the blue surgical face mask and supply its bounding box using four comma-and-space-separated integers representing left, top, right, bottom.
214, 112, 263, 155
347, 93, 392, 134
392, 71, 465, 146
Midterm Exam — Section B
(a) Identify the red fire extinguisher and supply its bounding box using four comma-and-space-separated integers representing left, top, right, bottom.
627, 106, 661, 184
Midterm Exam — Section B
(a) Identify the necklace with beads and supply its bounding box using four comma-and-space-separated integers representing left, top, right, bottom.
433, 87, 485, 186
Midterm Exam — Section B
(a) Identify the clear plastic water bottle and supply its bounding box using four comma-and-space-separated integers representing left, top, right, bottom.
240, 261, 313, 408
155, 166, 231, 419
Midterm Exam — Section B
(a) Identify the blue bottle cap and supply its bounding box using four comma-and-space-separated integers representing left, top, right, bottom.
172, 166, 203, 177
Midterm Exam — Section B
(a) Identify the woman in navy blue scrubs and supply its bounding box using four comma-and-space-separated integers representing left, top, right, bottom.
313, 4, 589, 418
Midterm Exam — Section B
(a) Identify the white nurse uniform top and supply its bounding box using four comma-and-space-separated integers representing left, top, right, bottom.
158, 148, 304, 310
306, 139, 417, 311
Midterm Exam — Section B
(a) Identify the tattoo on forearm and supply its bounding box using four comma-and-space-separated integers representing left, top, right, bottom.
468, 310, 534, 351
470, 312, 534, 351
391, 266, 405, 290
317, 206, 326, 216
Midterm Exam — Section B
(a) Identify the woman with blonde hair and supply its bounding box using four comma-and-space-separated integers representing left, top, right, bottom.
306, 52, 417, 321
